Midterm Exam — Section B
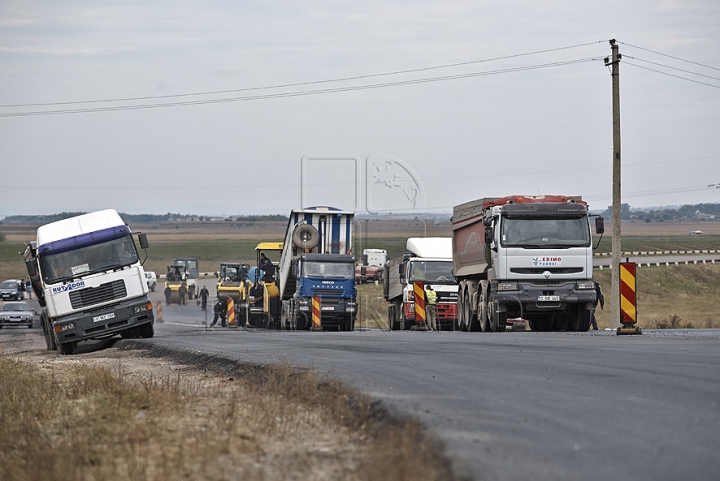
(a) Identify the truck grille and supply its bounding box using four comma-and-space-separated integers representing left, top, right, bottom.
311, 288, 345, 297
69, 280, 127, 309
511, 268, 584, 275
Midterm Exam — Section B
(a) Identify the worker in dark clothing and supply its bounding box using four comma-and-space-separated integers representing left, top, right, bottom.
259, 253, 272, 269
199, 285, 210, 311
591, 281, 604, 330
164, 285, 172, 305
178, 282, 188, 305
211, 300, 228, 327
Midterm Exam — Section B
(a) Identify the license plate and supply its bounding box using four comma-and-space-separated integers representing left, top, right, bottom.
93, 313, 116, 322
321, 306, 334, 311
538, 296, 560, 302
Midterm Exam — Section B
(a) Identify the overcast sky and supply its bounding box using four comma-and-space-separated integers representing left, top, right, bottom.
1, 0, 719, 218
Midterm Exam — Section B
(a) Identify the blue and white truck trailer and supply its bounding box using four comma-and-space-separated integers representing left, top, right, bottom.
23, 209, 155, 354
277, 207, 357, 331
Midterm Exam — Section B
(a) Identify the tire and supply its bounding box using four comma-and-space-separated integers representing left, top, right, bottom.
292, 224, 319, 250
59, 342, 75, 355
387, 305, 396, 331
458, 288, 467, 331
139, 322, 154, 338
578, 308, 591, 332
42, 311, 57, 351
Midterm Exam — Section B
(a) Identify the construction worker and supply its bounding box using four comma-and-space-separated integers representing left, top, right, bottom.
199, 285, 210, 311
591, 281, 604, 330
178, 282, 187, 305
211, 299, 228, 328
425, 285, 437, 331
164, 285, 172, 305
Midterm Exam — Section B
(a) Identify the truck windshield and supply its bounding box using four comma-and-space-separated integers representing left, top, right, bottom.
303, 261, 355, 279
409, 261, 455, 282
39, 235, 139, 284
501, 217, 590, 247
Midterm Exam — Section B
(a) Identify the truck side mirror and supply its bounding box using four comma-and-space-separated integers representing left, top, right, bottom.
361, 266, 367, 276
484, 227, 493, 247
595, 217, 605, 235
25, 260, 37, 277
398, 263, 405, 278
138, 233, 149, 249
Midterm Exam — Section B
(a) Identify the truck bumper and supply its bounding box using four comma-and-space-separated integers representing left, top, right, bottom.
493, 280, 596, 314
52, 297, 154, 344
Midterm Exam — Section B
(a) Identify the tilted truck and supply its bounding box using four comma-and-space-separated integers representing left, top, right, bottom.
22, 209, 155, 354
451, 195, 604, 332
277, 207, 357, 331
383, 237, 458, 330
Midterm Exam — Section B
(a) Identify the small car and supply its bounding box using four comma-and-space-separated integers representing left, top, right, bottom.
145, 271, 157, 292
0, 301, 34, 328
0, 279, 24, 301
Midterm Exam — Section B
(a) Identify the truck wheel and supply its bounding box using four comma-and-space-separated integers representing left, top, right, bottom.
59, 342, 75, 355
458, 289, 467, 331
387, 305, 396, 331
139, 323, 154, 338
42, 312, 57, 351
578, 308, 591, 331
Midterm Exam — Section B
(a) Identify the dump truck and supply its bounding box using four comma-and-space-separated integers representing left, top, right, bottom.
355, 248, 387, 283
277, 207, 357, 331
22, 209, 154, 354
451, 195, 604, 332
383, 237, 458, 330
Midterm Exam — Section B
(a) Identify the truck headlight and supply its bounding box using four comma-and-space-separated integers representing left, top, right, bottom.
498, 282, 519, 291
576, 281, 595, 290
133, 302, 153, 314
55, 322, 75, 332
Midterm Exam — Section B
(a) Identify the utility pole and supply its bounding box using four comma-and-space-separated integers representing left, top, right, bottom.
606, 39, 622, 329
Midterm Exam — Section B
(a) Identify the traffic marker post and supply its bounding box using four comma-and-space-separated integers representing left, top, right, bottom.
227, 298, 236, 327
617, 261, 642, 335
312, 296, 322, 331
155, 301, 163, 322
413, 281, 426, 328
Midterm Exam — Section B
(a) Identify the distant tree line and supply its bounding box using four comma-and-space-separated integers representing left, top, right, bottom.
598, 203, 720, 222
0, 212, 287, 224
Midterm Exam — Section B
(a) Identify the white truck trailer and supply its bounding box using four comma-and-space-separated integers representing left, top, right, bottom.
383, 237, 458, 330
451, 195, 604, 332
23, 209, 155, 354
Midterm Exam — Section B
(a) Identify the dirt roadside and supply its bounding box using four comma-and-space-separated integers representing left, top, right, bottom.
0, 329, 459, 481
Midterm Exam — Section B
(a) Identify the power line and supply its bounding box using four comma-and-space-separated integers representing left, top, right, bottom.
623, 61, 720, 89
618, 41, 720, 72
623, 55, 720, 82
0, 58, 601, 118
0, 40, 607, 109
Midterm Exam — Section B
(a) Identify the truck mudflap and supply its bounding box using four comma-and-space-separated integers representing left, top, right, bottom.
52, 297, 154, 344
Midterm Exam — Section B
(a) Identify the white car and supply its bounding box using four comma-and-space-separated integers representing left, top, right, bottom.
144, 271, 157, 291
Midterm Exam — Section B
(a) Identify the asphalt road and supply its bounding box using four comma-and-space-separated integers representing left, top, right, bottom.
146, 292, 720, 481
3, 285, 718, 481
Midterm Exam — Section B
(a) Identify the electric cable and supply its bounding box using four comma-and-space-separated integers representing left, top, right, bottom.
0, 40, 607, 109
